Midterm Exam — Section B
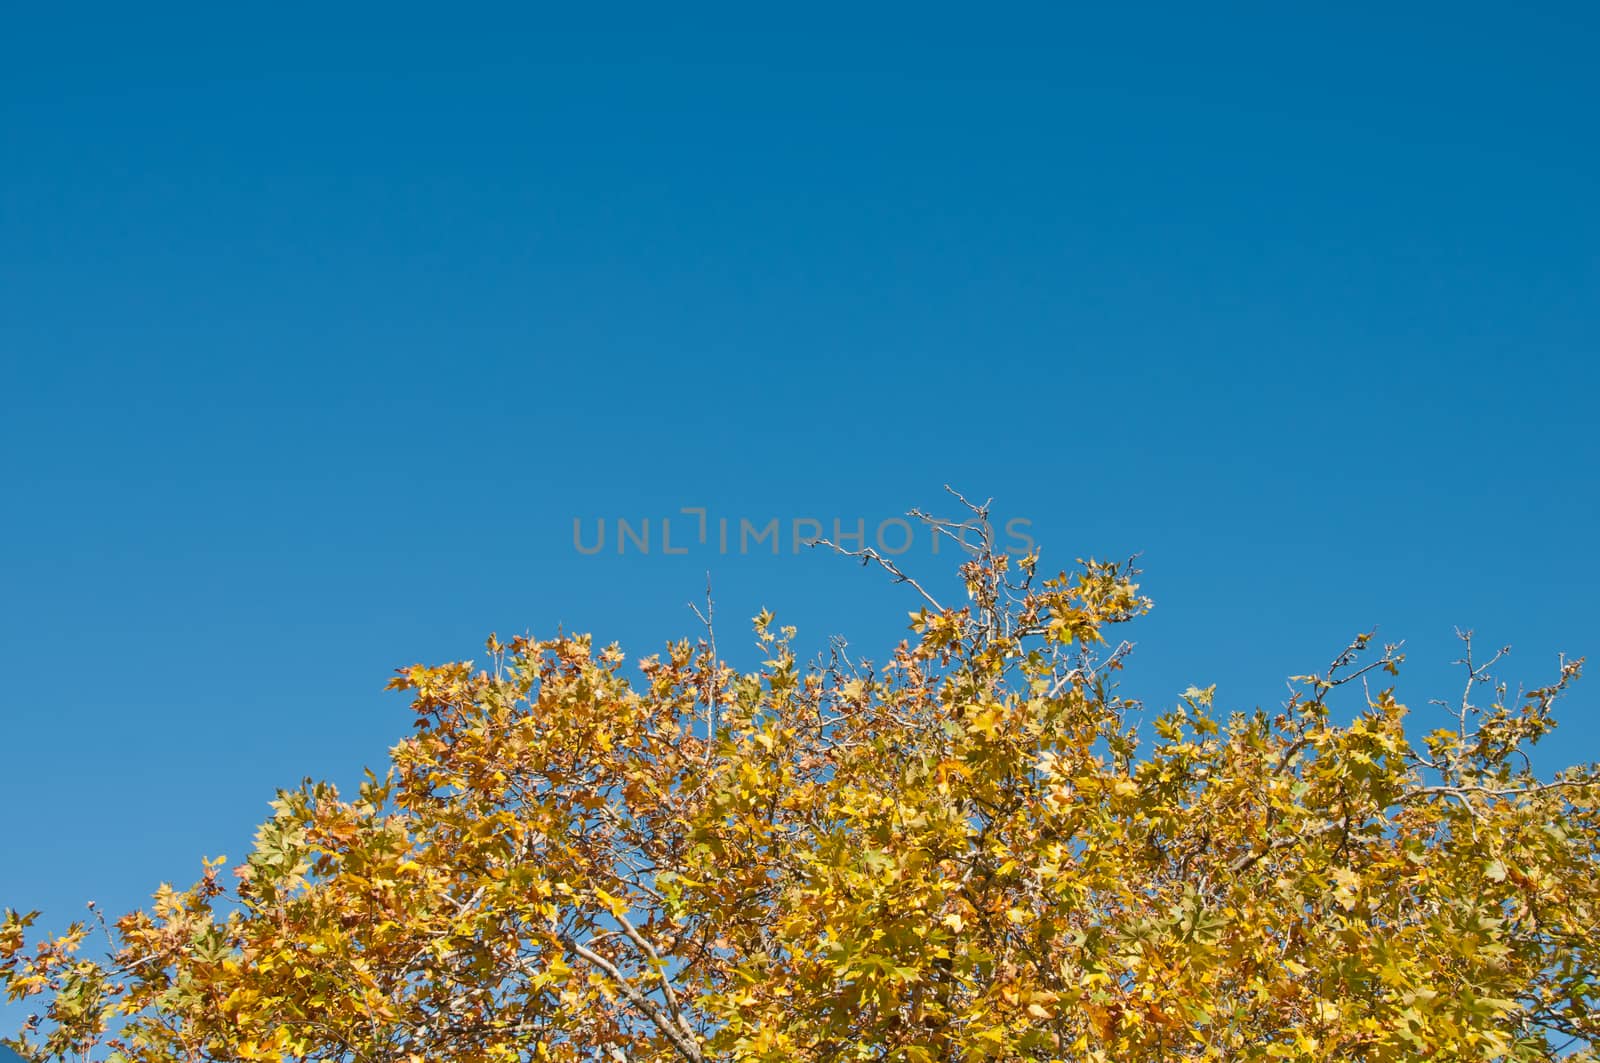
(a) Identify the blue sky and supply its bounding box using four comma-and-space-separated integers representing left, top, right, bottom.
2, 1, 1597, 1028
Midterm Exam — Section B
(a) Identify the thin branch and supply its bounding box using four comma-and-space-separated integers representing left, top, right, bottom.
806, 538, 945, 613
688, 572, 720, 756
559, 934, 704, 1063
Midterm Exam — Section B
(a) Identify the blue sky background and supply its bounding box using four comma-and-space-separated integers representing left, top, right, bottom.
2, 2, 1597, 1034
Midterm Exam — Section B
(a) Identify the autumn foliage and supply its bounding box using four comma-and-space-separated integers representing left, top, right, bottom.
5, 504, 1599, 1061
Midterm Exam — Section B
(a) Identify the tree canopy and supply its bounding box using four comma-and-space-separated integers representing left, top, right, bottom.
6, 503, 1599, 1061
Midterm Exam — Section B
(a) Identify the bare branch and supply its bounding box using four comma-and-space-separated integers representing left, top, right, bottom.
806, 538, 945, 613
559, 934, 704, 1063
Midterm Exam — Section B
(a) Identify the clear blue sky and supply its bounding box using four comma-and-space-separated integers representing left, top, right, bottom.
2, 1, 1596, 1016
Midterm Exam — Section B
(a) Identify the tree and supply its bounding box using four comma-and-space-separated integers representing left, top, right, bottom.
5, 497, 1599, 1062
